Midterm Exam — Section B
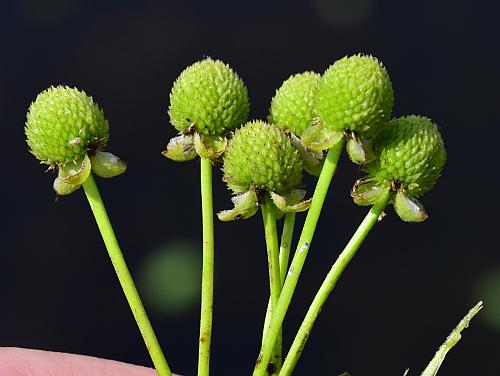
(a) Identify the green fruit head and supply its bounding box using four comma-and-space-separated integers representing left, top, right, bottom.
168, 58, 250, 136
25, 86, 109, 166
223, 120, 303, 195
366, 115, 447, 197
269, 71, 321, 137
315, 54, 393, 137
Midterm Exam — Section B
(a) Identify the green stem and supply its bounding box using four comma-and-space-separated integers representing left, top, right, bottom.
261, 212, 296, 375
253, 141, 345, 376
279, 192, 390, 376
261, 195, 283, 373
279, 213, 296, 285
82, 174, 171, 376
198, 157, 215, 376
420, 301, 483, 376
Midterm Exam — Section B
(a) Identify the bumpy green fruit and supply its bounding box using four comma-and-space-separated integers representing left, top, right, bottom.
269, 71, 321, 137
25, 86, 109, 166
315, 54, 393, 136
366, 115, 446, 197
169, 58, 250, 136
223, 120, 302, 195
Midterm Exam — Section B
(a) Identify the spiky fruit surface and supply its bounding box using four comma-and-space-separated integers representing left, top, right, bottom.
269, 71, 321, 136
315, 54, 393, 136
223, 120, 302, 195
366, 115, 446, 197
25, 86, 109, 166
168, 58, 250, 136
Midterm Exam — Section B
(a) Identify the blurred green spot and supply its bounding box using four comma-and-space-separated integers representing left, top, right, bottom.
472, 269, 500, 332
138, 240, 201, 317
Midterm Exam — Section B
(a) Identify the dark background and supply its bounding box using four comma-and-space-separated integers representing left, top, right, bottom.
2, 0, 499, 375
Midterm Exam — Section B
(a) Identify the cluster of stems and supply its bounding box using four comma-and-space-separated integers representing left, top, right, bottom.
80, 140, 479, 376
78, 129, 388, 376
73, 131, 464, 376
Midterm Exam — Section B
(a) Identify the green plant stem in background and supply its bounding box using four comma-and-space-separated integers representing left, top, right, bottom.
261, 196, 283, 372
279, 192, 390, 376
420, 301, 483, 376
253, 141, 345, 376
198, 157, 215, 376
82, 175, 172, 376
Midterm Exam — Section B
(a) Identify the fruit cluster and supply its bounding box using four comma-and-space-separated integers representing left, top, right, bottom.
25, 56, 446, 221
163, 55, 446, 222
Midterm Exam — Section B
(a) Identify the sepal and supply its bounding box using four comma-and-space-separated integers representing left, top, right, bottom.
351, 179, 390, 206
301, 121, 344, 152
194, 133, 228, 161
304, 159, 324, 177
270, 191, 287, 212
162, 134, 197, 162
394, 190, 428, 222
217, 190, 259, 221
270, 189, 311, 219
53, 176, 80, 195
59, 154, 91, 185
346, 137, 365, 164
346, 136, 376, 165
90, 151, 127, 178
290, 133, 324, 177
284, 189, 311, 212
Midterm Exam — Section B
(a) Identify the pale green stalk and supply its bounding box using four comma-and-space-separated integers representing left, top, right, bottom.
261, 212, 296, 375
253, 141, 344, 376
279, 213, 296, 285
198, 157, 215, 376
82, 174, 171, 376
420, 301, 483, 376
279, 192, 390, 375
261, 196, 283, 373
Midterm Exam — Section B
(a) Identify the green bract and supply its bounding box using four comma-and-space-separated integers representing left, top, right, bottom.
269, 71, 321, 137
367, 115, 446, 198
223, 120, 302, 195
315, 54, 393, 137
168, 58, 250, 136
25, 86, 109, 166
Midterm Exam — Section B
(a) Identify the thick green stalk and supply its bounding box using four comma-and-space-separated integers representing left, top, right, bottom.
261, 196, 283, 373
198, 157, 215, 376
279, 192, 390, 375
82, 174, 171, 376
253, 141, 344, 376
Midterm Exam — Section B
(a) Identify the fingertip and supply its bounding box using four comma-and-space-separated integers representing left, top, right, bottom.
0, 347, 158, 376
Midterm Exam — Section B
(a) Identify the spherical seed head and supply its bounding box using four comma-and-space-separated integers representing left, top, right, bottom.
269, 71, 321, 137
315, 54, 394, 136
366, 115, 447, 197
223, 120, 303, 195
168, 58, 250, 136
25, 86, 109, 166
